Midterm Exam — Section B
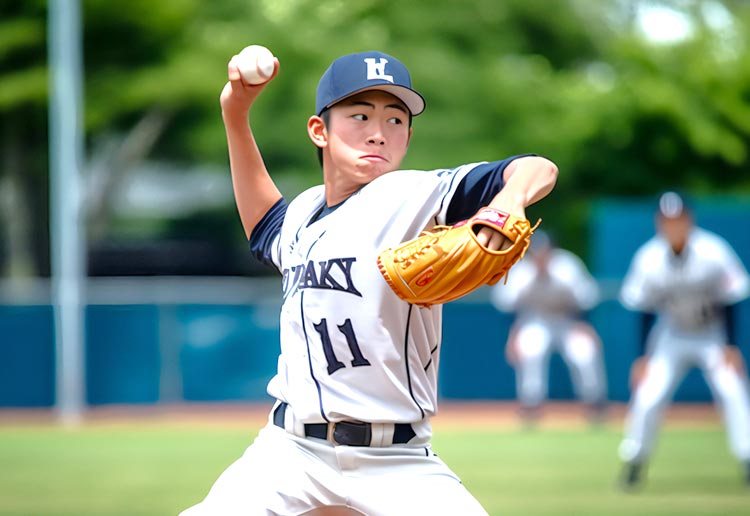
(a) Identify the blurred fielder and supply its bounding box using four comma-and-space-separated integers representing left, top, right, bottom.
618, 191, 750, 489
490, 231, 607, 425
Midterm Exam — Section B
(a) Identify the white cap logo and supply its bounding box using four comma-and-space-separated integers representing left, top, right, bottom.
364, 57, 394, 83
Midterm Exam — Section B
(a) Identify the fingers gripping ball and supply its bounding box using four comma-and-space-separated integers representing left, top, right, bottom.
378, 207, 540, 307
236, 45, 275, 85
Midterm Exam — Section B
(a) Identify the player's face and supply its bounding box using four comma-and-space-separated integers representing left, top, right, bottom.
658, 213, 693, 254
322, 90, 412, 186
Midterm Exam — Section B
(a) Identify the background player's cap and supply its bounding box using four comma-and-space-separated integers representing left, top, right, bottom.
316, 51, 425, 116
658, 191, 691, 219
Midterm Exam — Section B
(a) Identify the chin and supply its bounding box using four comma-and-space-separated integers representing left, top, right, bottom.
356, 164, 391, 181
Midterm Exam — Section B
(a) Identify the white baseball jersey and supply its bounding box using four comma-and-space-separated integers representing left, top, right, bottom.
491, 248, 599, 316
182, 159, 517, 515
262, 164, 487, 426
620, 227, 750, 334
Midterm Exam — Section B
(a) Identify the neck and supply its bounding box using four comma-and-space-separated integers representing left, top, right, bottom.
322, 162, 362, 207
323, 175, 358, 206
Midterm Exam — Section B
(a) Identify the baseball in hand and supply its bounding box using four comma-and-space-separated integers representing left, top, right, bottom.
236, 45, 275, 85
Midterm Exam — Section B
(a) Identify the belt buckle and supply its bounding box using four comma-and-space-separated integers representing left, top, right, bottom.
326, 422, 339, 446
327, 421, 372, 446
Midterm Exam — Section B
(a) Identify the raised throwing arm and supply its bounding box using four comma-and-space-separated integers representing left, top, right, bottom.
220, 51, 284, 239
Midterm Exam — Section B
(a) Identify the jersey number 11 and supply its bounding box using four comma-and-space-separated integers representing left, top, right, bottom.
313, 318, 371, 375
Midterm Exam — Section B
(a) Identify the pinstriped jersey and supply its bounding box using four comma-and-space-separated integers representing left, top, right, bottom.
262, 164, 488, 425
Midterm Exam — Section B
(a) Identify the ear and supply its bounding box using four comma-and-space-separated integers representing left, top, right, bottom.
307, 115, 327, 149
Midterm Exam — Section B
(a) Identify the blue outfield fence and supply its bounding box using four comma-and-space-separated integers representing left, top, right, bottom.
0, 305, 55, 407
1, 196, 748, 408
2, 293, 747, 407
0, 277, 283, 408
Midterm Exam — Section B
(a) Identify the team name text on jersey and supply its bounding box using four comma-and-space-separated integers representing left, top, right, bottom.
282, 257, 362, 299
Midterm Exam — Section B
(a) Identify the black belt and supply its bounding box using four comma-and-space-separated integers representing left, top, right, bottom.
273, 402, 415, 447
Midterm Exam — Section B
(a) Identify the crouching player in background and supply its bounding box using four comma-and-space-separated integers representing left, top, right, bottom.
490, 231, 608, 426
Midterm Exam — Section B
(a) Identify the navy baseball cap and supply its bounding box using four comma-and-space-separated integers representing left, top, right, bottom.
315, 51, 425, 116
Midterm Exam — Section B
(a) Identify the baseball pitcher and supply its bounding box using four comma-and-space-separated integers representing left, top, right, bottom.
180, 48, 558, 515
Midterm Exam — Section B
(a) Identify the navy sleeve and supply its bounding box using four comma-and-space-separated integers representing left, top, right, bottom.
724, 304, 737, 346
639, 312, 656, 355
248, 197, 287, 269
445, 154, 535, 225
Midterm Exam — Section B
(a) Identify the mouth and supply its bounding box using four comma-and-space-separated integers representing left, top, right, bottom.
360, 154, 388, 163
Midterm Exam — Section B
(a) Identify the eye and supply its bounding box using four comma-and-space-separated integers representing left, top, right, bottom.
388, 117, 404, 125
353, 114, 368, 121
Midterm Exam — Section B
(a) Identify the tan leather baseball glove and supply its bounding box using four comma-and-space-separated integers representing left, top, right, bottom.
377, 207, 540, 307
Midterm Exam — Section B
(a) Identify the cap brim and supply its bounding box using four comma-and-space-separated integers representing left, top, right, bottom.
323, 84, 425, 116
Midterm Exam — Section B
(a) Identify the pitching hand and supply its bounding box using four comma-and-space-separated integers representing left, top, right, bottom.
220, 54, 280, 116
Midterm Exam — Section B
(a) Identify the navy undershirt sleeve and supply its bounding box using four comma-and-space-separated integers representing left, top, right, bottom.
445, 154, 535, 225
639, 312, 656, 355
248, 197, 287, 269
724, 304, 737, 346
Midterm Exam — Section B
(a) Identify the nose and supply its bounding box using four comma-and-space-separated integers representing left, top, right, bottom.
367, 122, 386, 145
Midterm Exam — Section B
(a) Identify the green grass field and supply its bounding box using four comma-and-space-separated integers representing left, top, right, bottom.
0, 418, 748, 515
